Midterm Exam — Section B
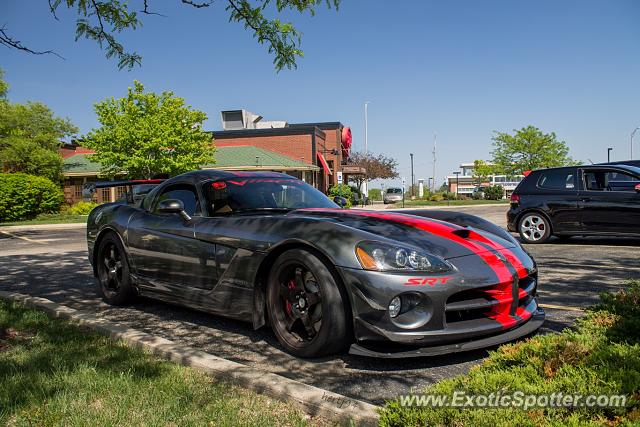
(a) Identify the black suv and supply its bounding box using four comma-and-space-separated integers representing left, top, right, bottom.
507, 164, 640, 243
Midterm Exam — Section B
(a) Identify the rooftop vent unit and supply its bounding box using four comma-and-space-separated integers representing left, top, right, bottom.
221, 109, 287, 130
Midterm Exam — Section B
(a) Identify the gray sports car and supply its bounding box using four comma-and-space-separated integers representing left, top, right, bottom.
86, 170, 544, 358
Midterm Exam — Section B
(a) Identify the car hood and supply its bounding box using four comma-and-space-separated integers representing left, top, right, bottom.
292, 208, 517, 260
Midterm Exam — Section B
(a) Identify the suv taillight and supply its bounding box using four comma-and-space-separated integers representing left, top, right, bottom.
510, 193, 520, 204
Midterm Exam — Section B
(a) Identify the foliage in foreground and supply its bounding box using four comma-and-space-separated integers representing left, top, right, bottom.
380, 281, 640, 426
0, 299, 312, 426
4, 1, 340, 71
0, 173, 64, 221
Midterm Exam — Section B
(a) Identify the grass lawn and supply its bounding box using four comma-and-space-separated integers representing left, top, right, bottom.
379, 281, 640, 426
0, 213, 87, 226
0, 299, 323, 426
381, 199, 510, 208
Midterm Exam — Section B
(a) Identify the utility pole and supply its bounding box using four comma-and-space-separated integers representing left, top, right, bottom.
632, 127, 640, 160
410, 153, 414, 198
607, 147, 613, 163
431, 133, 437, 192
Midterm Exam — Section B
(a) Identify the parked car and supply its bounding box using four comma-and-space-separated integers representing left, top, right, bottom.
383, 187, 403, 204
86, 170, 543, 358
507, 164, 640, 243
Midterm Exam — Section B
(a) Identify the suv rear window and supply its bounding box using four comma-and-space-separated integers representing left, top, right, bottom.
537, 169, 576, 190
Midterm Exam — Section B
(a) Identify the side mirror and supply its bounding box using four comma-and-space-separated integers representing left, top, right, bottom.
157, 199, 191, 221
333, 196, 348, 208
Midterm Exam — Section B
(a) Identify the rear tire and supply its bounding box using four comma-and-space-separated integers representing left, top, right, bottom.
96, 233, 136, 305
518, 213, 551, 244
266, 249, 350, 358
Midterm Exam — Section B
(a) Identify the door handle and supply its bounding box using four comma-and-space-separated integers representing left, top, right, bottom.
580, 197, 591, 202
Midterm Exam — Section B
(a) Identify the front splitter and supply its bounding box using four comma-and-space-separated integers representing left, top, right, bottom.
349, 310, 545, 358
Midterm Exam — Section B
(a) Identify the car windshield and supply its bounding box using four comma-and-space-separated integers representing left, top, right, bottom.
622, 165, 640, 176
387, 188, 402, 194
203, 177, 337, 215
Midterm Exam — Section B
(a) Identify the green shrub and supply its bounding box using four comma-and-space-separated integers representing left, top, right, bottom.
65, 201, 99, 215
472, 191, 484, 200
443, 191, 457, 200
328, 184, 352, 208
0, 173, 64, 221
379, 280, 640, 426
429, 193, 444, 202
368, 188, 382, 201
484, 185, 505, 200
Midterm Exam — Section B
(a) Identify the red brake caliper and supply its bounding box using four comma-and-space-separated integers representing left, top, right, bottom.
285, 279, 296, 314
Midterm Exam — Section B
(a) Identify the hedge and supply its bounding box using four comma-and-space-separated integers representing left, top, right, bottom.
379, 281, 640, 426
0, 173, 64, 221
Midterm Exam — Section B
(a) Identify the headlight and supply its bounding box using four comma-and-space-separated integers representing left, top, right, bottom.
355, 241, 452, 272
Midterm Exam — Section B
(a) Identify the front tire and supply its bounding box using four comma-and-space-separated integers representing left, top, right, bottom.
96, 232, 136, 305
518, 213, 551, 244
266, 249, 350, 358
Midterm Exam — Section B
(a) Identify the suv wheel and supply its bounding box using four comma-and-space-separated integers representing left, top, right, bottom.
518, 213, 551, 244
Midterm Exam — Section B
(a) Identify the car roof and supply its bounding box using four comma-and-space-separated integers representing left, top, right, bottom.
529, 164, 640, 174
163, 170, 294, 185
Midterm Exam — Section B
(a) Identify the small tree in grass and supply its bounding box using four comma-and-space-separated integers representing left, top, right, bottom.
84, 81, 215, 179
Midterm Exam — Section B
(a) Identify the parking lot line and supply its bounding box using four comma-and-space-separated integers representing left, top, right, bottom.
0, 230, 47, 245
539, 303, 584, 312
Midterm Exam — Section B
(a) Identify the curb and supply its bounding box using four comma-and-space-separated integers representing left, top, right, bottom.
0, 291, 380, 426
0, 222, 87, 232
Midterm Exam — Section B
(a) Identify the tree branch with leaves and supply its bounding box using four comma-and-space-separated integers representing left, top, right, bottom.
3, 0, 339, 71
347, 151, 399, 192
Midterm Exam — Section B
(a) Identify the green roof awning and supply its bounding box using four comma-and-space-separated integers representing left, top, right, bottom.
63, 145, 319, 177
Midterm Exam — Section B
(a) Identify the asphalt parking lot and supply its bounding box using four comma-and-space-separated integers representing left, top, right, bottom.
1, 205, 639, 405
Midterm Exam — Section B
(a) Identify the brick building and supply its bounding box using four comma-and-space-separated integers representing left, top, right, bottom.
213, 110, 363, 193
59, 109, 362, 204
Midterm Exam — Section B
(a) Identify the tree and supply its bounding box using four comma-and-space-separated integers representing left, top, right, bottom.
1, 0, 339, 71
472, 159, 500, 184
84, 81, 215, 179
490, 126, 577, 175
347, 151, 399, 192
0, 71, 78, 182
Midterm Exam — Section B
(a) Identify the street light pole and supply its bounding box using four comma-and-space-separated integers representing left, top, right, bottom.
363, 101, 371, 198
632, 127, 640, 160
410, 153, 414, 197
364, 102, 370, 156
453, 171, 461, 199
607, 147, 613, 163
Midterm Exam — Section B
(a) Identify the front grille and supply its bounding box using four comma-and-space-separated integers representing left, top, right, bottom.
445, 273, 538, 325
445, 286, 503, 324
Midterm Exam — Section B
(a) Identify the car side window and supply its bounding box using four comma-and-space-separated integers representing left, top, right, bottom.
583, 169, 640, 192
537, 170, 576, 190
153, 184, 201, 216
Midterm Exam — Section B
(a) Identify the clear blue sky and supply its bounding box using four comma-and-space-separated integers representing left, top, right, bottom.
2, 0, 639, 187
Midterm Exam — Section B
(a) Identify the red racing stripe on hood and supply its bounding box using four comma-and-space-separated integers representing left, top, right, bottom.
300, 208, 520, 328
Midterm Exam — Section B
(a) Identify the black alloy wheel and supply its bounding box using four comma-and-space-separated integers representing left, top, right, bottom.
267, 249, 350, 358
96, 233, 136, 305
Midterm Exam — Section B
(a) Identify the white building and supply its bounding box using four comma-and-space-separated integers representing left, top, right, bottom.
447, 163, 524, 197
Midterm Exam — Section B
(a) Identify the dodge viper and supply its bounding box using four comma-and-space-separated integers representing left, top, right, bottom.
85, 170, 544, 358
